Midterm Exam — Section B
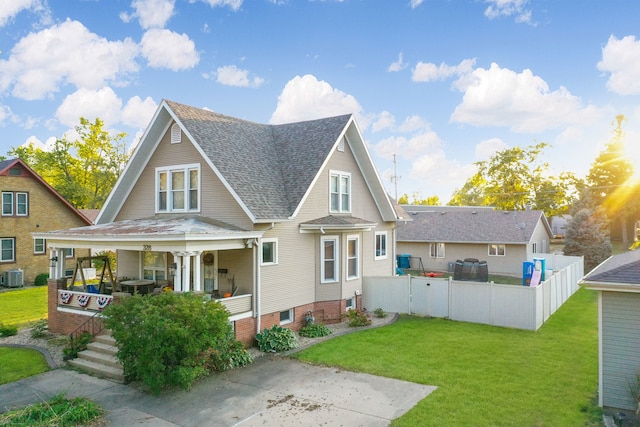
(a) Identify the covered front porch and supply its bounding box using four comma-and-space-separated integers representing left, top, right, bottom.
35, 216, 263, 321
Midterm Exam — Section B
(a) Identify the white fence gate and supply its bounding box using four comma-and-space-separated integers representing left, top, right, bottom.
363, 254, 583, 331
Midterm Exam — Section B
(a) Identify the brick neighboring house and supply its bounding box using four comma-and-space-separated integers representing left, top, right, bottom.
0, 158, 91, 286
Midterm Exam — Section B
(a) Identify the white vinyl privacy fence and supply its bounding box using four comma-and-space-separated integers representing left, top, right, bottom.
363, 254, 583, 331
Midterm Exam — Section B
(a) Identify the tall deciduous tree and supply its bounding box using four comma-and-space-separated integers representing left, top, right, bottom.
586, 114, 639, 247
448, 142, 579, 217
10, 117, 129, 209
398, 193, 441, 205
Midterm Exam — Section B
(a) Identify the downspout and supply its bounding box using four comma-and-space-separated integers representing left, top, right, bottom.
255, 238, 261, 335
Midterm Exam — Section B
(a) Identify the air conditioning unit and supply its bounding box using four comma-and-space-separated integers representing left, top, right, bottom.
3, 269, 24, 288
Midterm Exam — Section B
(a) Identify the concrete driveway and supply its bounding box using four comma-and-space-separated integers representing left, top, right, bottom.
1, 355, 436, 426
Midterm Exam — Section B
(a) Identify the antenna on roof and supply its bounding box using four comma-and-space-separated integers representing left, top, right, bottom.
391, 153, 401, 201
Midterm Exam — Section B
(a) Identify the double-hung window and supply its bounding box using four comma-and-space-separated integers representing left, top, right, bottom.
34, 238, 46, 255
489, 244, 506, 256
157, 164, 200, 212
2, 192, 28, 216
329, 171, 350, 213
375, 231, 387, 259
347, 235, 359, 279
1, 238, 15, 262
143, 252, 166, 281
430, 242, 445, 258
321, 236, 339, 283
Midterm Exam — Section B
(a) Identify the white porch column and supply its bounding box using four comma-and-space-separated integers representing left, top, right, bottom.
193, 251, 202, 292
49, 248, 60, 279
173, 252, 183, 292
184, 253, 192, 292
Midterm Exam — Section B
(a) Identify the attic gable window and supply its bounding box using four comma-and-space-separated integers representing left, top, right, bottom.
171, 123, 181, 144
156, 164, 200, 213
337, 137, 345, 152
329, 171, 351, 213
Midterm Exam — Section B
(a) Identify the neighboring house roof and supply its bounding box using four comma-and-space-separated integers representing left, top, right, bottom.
0, 158, 91, 225
397, 206, 551, 244
581, 250, 640, 292
98, 100, 397, 224
79, 209, 99, 224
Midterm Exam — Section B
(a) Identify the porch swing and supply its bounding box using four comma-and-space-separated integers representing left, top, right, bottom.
69, 256, 116, 294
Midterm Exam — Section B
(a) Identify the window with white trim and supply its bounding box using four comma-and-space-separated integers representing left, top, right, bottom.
1, 238, 15, 262
532, 242, 537, 254
329, 171, 350, 213
430, 242, 445, 258
262, 238, 278, 265
346, 297, 355, 310
34, 238, 46, 255
63, 248, 74, 258
2, 192, 28, 216
488, 244, 506, 256
321, 236, 339, 283
157, 164, 200, 212
375, 231, 387, 259
143, 251, 167, 281
280, 308, 293, 325
347, 235, 359, 279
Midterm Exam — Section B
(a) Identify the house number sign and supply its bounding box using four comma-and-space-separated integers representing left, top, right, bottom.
143, 244, 152, 251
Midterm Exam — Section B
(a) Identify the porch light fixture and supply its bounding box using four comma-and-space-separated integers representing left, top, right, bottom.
50, 256, 58, 268
169, 263, 177, 276
245, 239, 255, 248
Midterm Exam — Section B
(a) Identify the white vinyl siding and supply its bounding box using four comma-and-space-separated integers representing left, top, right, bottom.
601, 292, 640, 411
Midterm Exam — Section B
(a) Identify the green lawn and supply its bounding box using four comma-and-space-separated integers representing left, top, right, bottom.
295, 288, 600, 426
0, 286, 48, 326
0, 347, 50, 385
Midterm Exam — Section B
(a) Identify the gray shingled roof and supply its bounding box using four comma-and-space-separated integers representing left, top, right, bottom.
166, 100, 351, 220
397, 206, 548, 243
582, 250, 640, 285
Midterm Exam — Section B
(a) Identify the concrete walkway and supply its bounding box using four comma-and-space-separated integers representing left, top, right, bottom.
1, 354, 436, 426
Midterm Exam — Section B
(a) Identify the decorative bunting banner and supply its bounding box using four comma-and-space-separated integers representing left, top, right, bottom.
96, 296, 111, 310
77, 294, 91, 308
60, 292, 73, 304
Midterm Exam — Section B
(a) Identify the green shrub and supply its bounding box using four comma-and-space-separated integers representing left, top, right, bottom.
0, 323, 18, 337
373, 307, 387, 318
34, 273, 49, 287
63, 332, 93, 360
255, 324, 298, 352
102, 292, 250, 395
299, 323, 332, 338
30, 319, 48, 338
343, 309, 372, 327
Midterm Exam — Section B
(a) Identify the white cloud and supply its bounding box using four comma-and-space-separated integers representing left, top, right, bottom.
372, 111, 395, 132
55, 87, 123, 128
215, 65, 264, 87
409, 0, 424, 8
412, 58, 476, 82
270, 74, 363, 124
191, 0, 243, 11
121, 0, 175, 29
450, 63, 601, 133
388, 53, 407, 72
484, 0, 533, 24
0, 19, 139, 100
20, 135, 56, 151
475, 137, 507, 160
597, 35, 640, 96
0, 0, 47, 27
555, 126, 583, 145
140, 29, 199, 71
122, 96, 158, 128
398, 115, 430, 133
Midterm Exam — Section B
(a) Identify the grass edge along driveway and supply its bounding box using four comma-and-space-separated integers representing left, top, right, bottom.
295, 288, 600, 426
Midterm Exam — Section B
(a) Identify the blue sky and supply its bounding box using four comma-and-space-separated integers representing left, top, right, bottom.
1, 0, 640, 202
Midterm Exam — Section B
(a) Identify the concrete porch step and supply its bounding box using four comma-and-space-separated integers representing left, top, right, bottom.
68, 357, 125, 383
70, 332, 124, 383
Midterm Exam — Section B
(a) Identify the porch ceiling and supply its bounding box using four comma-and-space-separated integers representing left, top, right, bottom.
32, 215, 262, 251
